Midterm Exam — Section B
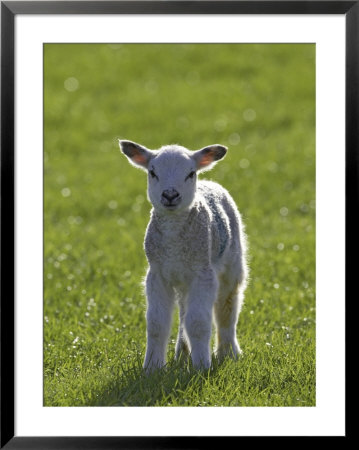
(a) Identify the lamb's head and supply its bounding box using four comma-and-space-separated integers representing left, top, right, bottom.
119, 140, 227, 213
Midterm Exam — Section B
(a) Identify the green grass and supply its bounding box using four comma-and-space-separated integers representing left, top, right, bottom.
44, 43, 315, 406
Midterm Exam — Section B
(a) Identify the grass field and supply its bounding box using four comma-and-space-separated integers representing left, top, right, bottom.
44, 43, 315, 406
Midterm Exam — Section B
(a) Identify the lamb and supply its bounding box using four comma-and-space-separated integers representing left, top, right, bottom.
120, 140, 248, 371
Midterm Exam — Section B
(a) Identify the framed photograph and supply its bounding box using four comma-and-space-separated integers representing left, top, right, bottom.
1, 1, 353, 447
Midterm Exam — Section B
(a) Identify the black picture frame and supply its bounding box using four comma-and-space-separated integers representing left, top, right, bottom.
1, 1, 354, 447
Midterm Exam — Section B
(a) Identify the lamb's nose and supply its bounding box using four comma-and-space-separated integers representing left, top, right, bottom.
162, 189, 179, 202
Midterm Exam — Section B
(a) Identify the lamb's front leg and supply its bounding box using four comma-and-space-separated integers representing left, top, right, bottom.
144, 269, 174, 372
185, 268, 218, 370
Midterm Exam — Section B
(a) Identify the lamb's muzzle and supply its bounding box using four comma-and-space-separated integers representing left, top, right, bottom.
161, 188, 181, 208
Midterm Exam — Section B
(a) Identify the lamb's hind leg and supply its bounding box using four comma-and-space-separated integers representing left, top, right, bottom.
175, 298, 190, 361
214, 279, 244, 361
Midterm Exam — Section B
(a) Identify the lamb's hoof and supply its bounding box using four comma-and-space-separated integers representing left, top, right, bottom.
191, 357, 211, 371
143, 360, 166, 375
215, 344, 242, 363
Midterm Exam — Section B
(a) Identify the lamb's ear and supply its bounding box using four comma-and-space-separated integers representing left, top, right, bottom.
119, 140, 154, 170
192, 145, 228, 172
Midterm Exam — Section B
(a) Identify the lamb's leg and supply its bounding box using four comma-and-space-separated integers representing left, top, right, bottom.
214, 281, 244, 361
175, 298, 190, 361
144, 270, 174, 372
185, 268, 218, 370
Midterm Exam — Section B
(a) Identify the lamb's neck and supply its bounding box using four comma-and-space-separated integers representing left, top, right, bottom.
151, 206, 195, 235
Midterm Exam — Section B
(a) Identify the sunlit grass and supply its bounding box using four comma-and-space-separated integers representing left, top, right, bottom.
44, 43, 315, 406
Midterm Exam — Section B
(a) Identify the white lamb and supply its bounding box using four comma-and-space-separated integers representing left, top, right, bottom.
120, 140, 248, 371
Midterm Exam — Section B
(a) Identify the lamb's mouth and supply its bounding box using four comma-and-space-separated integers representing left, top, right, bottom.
164, 203, 179, 210
162, 198, 181, 209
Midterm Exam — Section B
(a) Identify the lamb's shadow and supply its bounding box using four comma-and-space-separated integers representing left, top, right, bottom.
94, 354, 222, 407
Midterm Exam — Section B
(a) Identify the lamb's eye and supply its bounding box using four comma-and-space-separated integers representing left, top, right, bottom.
149, 169, 158, 180
185, 171, 196, 181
